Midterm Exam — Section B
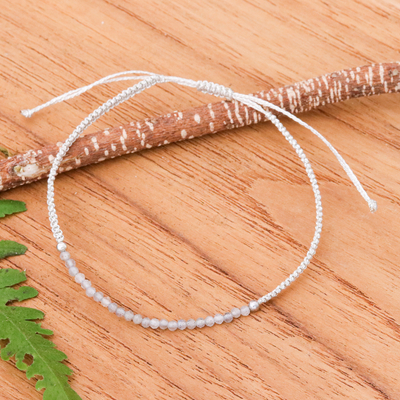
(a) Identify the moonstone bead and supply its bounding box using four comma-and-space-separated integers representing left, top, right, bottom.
214, 314, 224, 324
124, 311, 134, 321
74, 273, 85, 284
57, 242, 67, 252
196, 318, 206, 328
168, 320, 178, 331
65, 259, 76, 269
133, 314, 142, 325
86, 287, 96, 297
68, 266, 79, 277
249, 300, 259, 312
141, 317, 151, 328
160, 319, 168, 329
81, 279, 91, 290
60, 251, 70, 261
150, 318, 160, 329
205, 316, 214, 327
108, 302, 118, 313
240, 305, 250, 316
224, 312, 233, 323
101, 297, 111, 308
186, 319, 196, 330
115, 307, 125, 317
231, 308, 241, 318
93, 292, 104, 302
177, 319, 187, 330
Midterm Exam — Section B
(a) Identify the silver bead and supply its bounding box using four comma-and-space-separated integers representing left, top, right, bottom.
249, 300, 259, 312
159, 319, 169, 330
101, 297, 111, 308
214, 314, 224, 324
177, 319, 187, 330
74, 273, 85, 284
133, 314, 143, 325
205, 316, 214, 327
240, 305, 250, 316
141, 317, 151, 328
65, 259, 76, 269
224, 312, 233, 323
150, 318, 160, 329
93, 292, 104, 302
115, 307, 125, 317
60, 251, 70, 261
68, 266, 79, 277
81, 279, 91, 290
168, 320, 178, 331
124, 311, 134, 321
108, 302, 118, 313
196, 318, 205, 328
57, 242, 67, 252
231, 308, 241, 318
86, 287, 96, 297
186, 319, 196, 330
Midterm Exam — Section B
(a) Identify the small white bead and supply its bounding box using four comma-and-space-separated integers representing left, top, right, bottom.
133, 314, 142, 325
205, 316, 214, 327
224, 312, 233, 323
141, 317, 151, 328
74, 273, 85, 284
65, 259, 76, 269
240, 306, 250, 316
60, 251, 70, 261
115, 307, 125, 317
186, 319, 196, 330
68, 266, 79, 277
231, 308, 241, 318
86, 287, 96, 297
159, 319, 169, 330
196, 318, 205, 328
214, 314, 224, 324
124, 311, 134, 321
101, 297, 111, 308
168, 320, 178, 331
108, 302, 118, 313
93, 292, 104, 302
177, 320, 187, 330
150, 318, 160, 329
57, 242, 67, 252
249, 300, 260, 312
81, 279, 91, 290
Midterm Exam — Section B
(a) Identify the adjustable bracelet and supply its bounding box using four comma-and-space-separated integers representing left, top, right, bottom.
22, 71, 376, 331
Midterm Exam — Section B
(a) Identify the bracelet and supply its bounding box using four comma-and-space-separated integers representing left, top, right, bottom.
22, 71, 377, 331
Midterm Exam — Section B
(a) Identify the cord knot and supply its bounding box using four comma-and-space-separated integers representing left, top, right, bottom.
196, 80, 233, 100
368, 199, 378, 213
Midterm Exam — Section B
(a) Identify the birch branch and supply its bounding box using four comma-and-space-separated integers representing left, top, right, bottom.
1, 62, 399, 192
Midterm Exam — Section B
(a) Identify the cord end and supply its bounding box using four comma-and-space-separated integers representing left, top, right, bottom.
21, 109, 33, 118
368, 199, 378, 213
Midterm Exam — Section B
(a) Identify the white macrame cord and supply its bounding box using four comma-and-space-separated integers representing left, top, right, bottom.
21, 72, 377, 331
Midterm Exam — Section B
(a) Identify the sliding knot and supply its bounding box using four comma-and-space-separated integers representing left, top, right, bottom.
196, 80, 233, 100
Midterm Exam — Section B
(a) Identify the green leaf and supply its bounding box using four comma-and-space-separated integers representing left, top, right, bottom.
0, 200, 27, 218
0, 241, 28, 259
0, 269, 82, 400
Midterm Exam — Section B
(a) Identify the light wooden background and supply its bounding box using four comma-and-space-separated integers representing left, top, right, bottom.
1, 1, 400, 399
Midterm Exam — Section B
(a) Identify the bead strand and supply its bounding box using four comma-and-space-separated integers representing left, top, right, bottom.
57, 243, 262, 330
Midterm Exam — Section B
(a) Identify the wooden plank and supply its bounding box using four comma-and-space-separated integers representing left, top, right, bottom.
0, 0, 399, 399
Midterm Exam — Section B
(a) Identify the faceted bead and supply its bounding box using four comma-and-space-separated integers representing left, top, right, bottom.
60, 251, 70, 261
231, 308, 241, 318
214, 314, 224, 324
159, 319, 169, 330
124, 311, 134, 321
133, 314, 142, 325
108, 302, 118, 313
141, 317, 151, 328
168, 321, 178, 331
186, 319, 196, 330
150, 318, 160, 329
240, 305, 250, 316
224, 312, 233, 323
196, 318, 205, 328
205, 316, 214, 327
177, 320, 187, 330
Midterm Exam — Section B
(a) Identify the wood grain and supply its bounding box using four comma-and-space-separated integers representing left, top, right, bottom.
0, 0, 400, 399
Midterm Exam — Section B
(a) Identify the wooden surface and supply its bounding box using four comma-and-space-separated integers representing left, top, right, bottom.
1, 1, 400, 399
